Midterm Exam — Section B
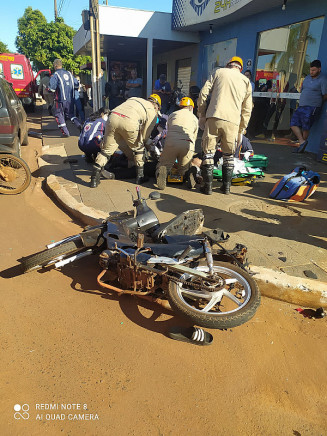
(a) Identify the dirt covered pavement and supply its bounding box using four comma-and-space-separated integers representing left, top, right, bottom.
0, 109, 327, 435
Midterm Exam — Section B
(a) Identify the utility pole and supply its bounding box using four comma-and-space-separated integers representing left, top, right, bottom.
89, 0, 102, 111
54, 0, 58, 21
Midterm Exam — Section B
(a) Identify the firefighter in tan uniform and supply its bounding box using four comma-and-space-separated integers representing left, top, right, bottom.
197, 56, 253, 195
156, 97, 198, 190
90, 94, 161, 188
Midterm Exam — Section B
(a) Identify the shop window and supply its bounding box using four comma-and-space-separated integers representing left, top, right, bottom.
248, 16, 324, 142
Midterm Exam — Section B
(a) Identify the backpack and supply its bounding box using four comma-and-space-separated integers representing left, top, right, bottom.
269, 167, 320, 201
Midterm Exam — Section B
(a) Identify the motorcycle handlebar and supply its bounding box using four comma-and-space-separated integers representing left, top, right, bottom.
136, 186, 142, 201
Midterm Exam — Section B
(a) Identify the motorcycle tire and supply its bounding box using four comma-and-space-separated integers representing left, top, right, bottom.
21, 238, 85, 273
0, 154, 31, 195
167, 261, 260, 329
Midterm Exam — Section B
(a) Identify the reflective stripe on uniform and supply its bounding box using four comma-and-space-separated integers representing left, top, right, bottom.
69, 71, 74, 90
55, 72, 66, 101
89, 121, 101, 142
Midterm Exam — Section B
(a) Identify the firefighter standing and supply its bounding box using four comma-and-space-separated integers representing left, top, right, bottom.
90, 94, 161, 188
156, 97, 198, 190
197, 56, 252, 195
48, 58, 81, 137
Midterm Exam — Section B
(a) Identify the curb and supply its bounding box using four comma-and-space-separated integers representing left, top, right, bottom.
46, 174, 107, 226
252, 266, 327, 308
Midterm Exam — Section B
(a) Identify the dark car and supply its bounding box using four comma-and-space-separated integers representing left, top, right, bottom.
0, 77, 28, 157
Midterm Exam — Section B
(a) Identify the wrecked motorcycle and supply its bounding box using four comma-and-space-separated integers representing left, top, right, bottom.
21, 187, 260, 329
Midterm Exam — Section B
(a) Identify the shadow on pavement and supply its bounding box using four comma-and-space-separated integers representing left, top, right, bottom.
154, 192, 327, 251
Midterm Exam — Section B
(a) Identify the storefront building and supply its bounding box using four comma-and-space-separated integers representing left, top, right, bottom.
74, 1, 327, 158
172, 0, 327, 156
73, 6, 200, 103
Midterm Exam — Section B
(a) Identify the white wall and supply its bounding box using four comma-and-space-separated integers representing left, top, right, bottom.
98, 6, 199, 42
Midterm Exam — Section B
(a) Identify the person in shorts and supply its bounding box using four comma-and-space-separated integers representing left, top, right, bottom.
290, 60, 327, 153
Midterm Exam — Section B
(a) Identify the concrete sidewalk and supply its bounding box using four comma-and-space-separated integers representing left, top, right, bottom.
38, 105, 327, 307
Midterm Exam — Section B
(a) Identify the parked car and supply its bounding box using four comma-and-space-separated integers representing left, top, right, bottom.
0, 77, 28, 157
0, 53, 51, 111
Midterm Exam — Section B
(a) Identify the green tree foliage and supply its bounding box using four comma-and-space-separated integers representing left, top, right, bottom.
16, 7, 90, 74
0, 41, 9, 53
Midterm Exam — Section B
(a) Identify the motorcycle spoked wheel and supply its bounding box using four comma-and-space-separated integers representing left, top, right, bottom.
167, 261, 260, 329
0, 154, 31, 195
21, 237, 85, 273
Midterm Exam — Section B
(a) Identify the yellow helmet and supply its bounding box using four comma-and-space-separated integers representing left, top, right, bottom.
148, 94, 161, 108
228, 56, 243, 70
179, 97, 194, 108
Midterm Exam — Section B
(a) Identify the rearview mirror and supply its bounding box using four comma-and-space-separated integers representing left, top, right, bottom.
149, 191, 160, 200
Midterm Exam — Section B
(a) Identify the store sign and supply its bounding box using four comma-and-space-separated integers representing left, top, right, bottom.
173, 0, 253, 28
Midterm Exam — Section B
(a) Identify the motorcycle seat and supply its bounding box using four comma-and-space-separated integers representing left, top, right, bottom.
150, 209, 204, 241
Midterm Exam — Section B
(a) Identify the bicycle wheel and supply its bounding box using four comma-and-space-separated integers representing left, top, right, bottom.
0, 154, 31, 195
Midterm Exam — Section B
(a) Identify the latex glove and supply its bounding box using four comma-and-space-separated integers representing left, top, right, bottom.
237, 133, 243, 146
198, 117, 206, 131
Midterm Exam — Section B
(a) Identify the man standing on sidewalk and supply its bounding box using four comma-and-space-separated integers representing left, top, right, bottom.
290, 60, 327, 153
125, 69, 143, 98
197, 56, 252, 195
48, 59, 81, 137
90, 94, 161, 188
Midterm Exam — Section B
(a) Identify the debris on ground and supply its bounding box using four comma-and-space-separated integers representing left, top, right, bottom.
295, 307, 325, 319
303, 270, 318, 279
28, 131, 42, 139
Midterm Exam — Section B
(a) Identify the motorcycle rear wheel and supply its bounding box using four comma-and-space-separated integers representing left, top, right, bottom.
167, 261, 260, 329
21, 238, 85, 273
0, 154, 31, 195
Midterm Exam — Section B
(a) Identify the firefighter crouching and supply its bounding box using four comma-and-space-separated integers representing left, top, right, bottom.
90, 94, 161, 188
156, 97, 198, 191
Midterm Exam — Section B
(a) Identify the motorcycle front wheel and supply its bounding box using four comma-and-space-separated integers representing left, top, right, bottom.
167, 261, 260, 329
21, 237, 85, 273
